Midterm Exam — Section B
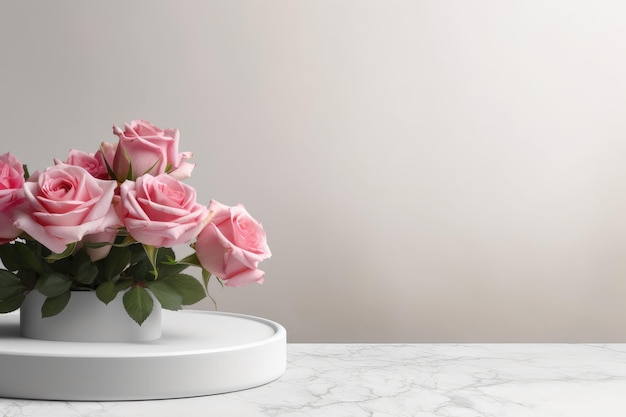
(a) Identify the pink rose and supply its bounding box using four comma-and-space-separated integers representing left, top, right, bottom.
13, 164, 119, 254
55, 149, 110, 179
116, 174, 209, 247
98, 141, 117, 175
110, 120, 194, 181
0, 153, 26, 244
195, 200, 271, 287
0, 152, 25, 211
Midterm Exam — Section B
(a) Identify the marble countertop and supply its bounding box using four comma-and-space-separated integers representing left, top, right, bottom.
2, 343, 626, 416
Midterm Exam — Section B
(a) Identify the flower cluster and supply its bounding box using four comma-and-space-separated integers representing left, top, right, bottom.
0, 120, 271, 324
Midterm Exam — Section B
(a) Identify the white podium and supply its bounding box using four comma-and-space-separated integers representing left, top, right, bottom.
0, 310, 286, 401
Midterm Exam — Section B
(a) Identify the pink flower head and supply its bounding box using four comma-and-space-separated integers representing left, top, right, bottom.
195, 200, 271, 287
110, 120, 194, 181
13, 164, 119, 254
55, 149, 110, 180
116, 174, 209, 247
97, 141, 117, 175
0, 152, 26, 243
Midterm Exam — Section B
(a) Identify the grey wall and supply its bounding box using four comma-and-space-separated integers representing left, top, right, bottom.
2, 0, 626, 342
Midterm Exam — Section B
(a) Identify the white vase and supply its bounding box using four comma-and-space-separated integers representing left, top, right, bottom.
20, 290, 162, 342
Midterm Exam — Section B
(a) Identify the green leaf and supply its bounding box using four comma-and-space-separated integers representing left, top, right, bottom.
127, 259, 151, 282
0, 244, 20, 271
151, 248, 188, 278
75, 262, 98, 285
95, 280, 117, 304
41, 291, 71, 318
0, 242, 44, 274
115, 279, 132, 291
82, 241, 109, 249
96, 279, 131, 304
156, 262, 188, 280
122, 286, 153, 325
16, 242, 45, 275
178, 253, 203, 268
0, 293, 25, 313
129, 243, 147, 263
72, 250, 98, 285
146, 281, 183, 311
96, 245, 132, 282
44, 242, 77, 262
45, 256, 72, 276
0, 270, 27, 300
17, 269, 37, 289
125, 243, 153, 281
157, 247, 175, 262
165, 273, 206, 306
112, 234, 137, 247
35, 273, 72, 297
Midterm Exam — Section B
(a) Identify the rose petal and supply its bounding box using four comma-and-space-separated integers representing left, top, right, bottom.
222, 268, 265, 288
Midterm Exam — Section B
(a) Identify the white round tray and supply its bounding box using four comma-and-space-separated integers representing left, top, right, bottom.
0, 310, 286, 401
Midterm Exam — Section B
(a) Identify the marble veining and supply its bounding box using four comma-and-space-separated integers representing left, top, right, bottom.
2, 344, 626, 416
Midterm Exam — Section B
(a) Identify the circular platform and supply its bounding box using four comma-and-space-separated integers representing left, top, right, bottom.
0, 310, 286, 401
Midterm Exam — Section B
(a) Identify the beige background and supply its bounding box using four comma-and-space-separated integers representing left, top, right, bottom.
1, 1, 626, 342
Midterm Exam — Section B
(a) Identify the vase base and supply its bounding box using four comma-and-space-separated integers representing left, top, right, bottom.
0, 310, 286, 401
20, 290, 162, 342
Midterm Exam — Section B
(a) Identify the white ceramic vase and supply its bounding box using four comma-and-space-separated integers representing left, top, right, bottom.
20, 290, 161, 342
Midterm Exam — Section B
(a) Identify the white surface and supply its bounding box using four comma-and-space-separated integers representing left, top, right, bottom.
0, 344, 625, 416
0, 310, 286, 401
20, 291, 162, 342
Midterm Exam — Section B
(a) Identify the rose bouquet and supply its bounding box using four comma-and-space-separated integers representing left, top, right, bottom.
0, 120, 271, 325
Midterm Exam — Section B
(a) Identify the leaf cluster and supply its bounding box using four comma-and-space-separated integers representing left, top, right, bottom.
0, 239, 212, 325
